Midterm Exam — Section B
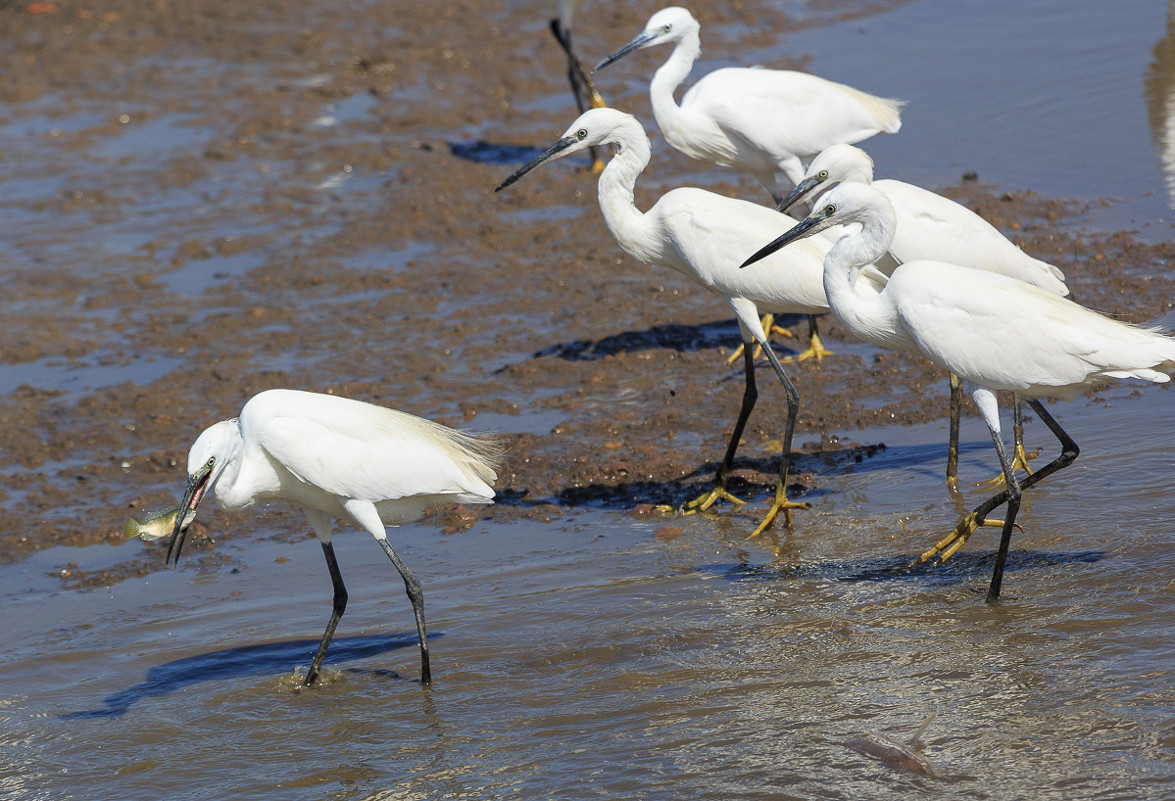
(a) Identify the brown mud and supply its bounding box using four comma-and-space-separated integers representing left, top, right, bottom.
1, 1, 1172, 586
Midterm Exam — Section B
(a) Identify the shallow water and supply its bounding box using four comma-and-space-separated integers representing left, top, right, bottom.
2, 1, 1175, 799
3, 390, 1174, 799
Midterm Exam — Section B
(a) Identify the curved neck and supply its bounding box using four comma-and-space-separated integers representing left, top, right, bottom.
822, 213, 915, 353
596, 128, 659, 264
649, 32, 701, 135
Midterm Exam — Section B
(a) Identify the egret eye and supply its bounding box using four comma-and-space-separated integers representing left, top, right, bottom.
818, 170, 829, 180
661, 24, 672, 33
576, 128, 588, 140
206, 456, 215, 468
823, 204, 836, 216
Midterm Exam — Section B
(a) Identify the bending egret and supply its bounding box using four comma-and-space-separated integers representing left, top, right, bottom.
167, 389, 503, 685
778, 143, 1070, 485
593, 6, 904, 204
496, 107, 877, 536
742, 183, 1175, 600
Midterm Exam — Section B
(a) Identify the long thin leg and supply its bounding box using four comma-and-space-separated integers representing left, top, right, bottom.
946, 373, 961, 487
920, 399, 1080, 598
681, 343, 756, 513
378, 538, 431, 685
748, 341, 811, 537
549, 19, 606, 172
984, 400, 1040, 486
306, 540, 348, 686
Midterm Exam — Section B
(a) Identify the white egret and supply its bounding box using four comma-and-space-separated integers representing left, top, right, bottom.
496, 107, 882, 536
593, 6, 904, 204
777, 143, 1070, 485
742, 183, 1175, 600
167, 388, 503, 685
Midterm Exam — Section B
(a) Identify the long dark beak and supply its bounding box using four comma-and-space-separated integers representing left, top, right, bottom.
495, 135, 579, 192
776, 174, 826, 214
740, 214, 827, 269
593, 31, 656, 74
167, 470, 209, 567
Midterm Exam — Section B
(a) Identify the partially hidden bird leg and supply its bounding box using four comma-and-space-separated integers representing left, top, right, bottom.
306, 540, 349, 686
549, 19, 607, 173
985, 401, 1040, 486
678, 345, 756, 514
920, 399, 1079, 601
724, 313, 796, 366
746, 341, 811, 537
946, 373, 961, 488
782, 315, 834, 364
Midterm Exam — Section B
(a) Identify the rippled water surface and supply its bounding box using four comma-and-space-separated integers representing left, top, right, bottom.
3, 1, 1175, 799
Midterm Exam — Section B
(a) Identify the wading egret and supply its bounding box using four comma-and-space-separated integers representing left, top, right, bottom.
167, 389, 503, 685
742, 183, 1175, 600
778, 143, 1070, 485
496, 107, 881, 536
593, 6, 904, 204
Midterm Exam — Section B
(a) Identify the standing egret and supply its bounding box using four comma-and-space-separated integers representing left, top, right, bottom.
593, 6, 904, 205
742, 183, 1175, 600
777, 143, 1070, 485
167, 388, 503, 685
496, 107, 881, 536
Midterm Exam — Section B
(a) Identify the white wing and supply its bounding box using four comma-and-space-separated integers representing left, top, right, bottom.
878, 179, 1067, 295
890, 262, 1175, 397
242, 390, 499, 505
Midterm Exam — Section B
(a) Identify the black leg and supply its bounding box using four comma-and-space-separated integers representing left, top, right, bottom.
378, 538, 431, 685
984, 424, 1022, 602
947, 373, 961, 486
682, 342, 757, 512
935, 399, 1079, 600
748, 339, 811, 536
306, 540, 348, 686
549, 19, 605, 168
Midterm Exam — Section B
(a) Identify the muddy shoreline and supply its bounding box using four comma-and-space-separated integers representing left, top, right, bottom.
2, 0, 1173, 586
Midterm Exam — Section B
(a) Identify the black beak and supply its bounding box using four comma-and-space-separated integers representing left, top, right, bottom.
593, 31, 656, 74
167, 470, 209, 567
740, 214, 827, 269
495, 135, 579, 192
776, 174, 827, 214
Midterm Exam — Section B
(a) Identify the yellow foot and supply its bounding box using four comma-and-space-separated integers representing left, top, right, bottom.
983, 442, 1039, 486
745, 497, 812, 539
782, 331, 833, 364
589, 89, 607, 110
679, 485, 746, 516
724, 314, 795, 366
918, 511, 1006, 564
590, 156, 605, 175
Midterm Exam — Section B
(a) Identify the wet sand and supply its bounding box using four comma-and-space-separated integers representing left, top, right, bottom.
1, 0, 1173, 579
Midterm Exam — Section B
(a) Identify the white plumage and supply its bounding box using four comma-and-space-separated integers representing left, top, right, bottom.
779, 144, 1066, 293
593, 6, 903, 203
497, 107, 878, 537
742, 182, 1175, 600
168, 388, 502, 685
